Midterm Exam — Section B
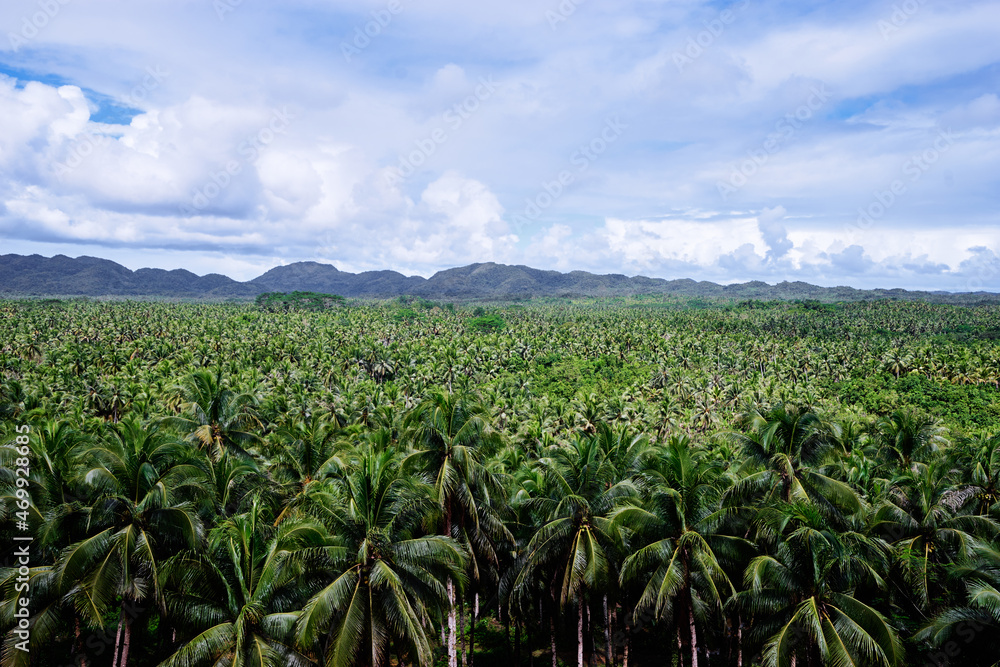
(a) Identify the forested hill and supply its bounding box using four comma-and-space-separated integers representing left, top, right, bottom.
1, 252, 997, 303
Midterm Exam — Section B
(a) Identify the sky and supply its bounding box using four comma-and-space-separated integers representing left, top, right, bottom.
1, 0, 999, 291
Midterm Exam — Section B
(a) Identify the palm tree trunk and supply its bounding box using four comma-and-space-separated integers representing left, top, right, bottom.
603, 596, 612, 667
446, 505, 458, 667
448, 577, 458, 667
470, 592, 479, 667
586, 601, 595, 667
737, 616, 742, 667
503, 605, 511, 657
577, 599, 584, 667
74, 617, 88, 667
676, 624, 685, 667
689, 604, 699, 667
112, 607, 125, 667
460, 597, 467, 667
550, 615, 558, 667
119, 616, 132, 667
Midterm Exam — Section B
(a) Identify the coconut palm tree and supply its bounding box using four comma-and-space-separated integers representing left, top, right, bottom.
164, 369, 261, 461
872, 462, 999, 610
267, 412, 348, 525
403, 390, 502, 667
206, 450, 269, 519
735, 503, 904, 667
873, 409, 947, 471
57, 418, 206, 667
728, 404, 862, 519
950, 434, 1000, 515
615, 434, 749, 667
914, 543, 1000, 666
0, 419, 90, 560
0, 561, 87, 667
295, 448, 466, 667
158, 502, 323, 667
514, 434, 635, 667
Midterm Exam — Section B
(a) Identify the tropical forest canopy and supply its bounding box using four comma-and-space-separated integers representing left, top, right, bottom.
1, 296, 1000, 666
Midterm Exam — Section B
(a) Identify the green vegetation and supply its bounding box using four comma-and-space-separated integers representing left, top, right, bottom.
9, 253, 1000, 304
468, 314, 505, 333
1, 297, 1000, 666
255, 291, 346, 310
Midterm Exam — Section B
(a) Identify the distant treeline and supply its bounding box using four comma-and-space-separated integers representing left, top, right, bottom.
255, 291, 346, 310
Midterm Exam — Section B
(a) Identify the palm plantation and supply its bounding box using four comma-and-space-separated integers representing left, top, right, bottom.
2, 297, 1000, 666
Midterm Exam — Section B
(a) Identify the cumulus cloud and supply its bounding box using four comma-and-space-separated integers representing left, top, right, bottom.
395, 171, 518, 269
757, 205, 792, 261
0, 0, 998, 289
601, 215, 766, 272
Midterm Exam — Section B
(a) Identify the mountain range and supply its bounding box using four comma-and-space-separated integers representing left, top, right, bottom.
1, 253, 997, 304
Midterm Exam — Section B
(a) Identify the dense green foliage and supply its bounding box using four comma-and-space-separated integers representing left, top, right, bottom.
1, 297, 1000, 666
468, 315, 505, 334
255, 291, 346, 311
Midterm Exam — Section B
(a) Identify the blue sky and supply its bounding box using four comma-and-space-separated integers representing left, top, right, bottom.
1, 0, 999, 290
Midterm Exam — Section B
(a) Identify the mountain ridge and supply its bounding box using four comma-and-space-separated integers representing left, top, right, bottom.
0, 253, 997, 304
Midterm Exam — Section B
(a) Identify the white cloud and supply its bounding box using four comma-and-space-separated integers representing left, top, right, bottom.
602, 216, 767, 270
395, 171, 518, 269
0, 0, 999, 290
739, 2, 1000, 99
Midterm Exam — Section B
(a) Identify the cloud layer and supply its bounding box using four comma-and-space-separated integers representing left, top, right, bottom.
1, 0, 998, 289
